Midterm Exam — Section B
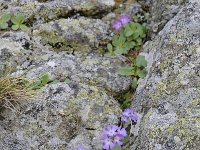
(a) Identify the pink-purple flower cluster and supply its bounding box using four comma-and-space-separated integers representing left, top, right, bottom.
112, 15, 131, 30
121, 108, 140, 123
102, 125, 127, 150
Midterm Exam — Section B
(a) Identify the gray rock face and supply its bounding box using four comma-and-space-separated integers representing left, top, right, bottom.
0, 1, 129, 149
131, 1, 200, 149
1, 0, 115, 24
32, 17, 110, 52
24, 52, 131, 94
0, 82, 121, 149
139, 0, 188, 35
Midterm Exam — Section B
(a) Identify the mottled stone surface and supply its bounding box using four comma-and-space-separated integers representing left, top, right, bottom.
0, 0, 115, 24
0, 38, 31, 75
0, 82, 121, 149
139, 0, 188, 36
24, 52, 131, 94
32, 17, 110, 52
131, 1, 200, 149
0, 28, 130, 149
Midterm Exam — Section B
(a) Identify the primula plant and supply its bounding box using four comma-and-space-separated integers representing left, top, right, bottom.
107, 15, 146, 55
30, 73, 49, 90
117, 55, 148, 89
0, 14, 11, 29
0, 13, 28, 31
107, 15, 148, 89
11, 14, 28, 31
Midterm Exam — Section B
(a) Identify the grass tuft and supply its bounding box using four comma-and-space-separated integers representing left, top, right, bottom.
0, 74, 34, 112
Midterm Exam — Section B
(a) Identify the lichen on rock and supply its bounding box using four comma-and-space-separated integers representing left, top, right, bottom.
131, 1, 200, 149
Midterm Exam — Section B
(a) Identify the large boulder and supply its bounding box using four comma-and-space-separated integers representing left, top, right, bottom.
0, 82, 121, 149
131, 1, 200, 149
0, 0, 115, 24
0, 19, 130, 150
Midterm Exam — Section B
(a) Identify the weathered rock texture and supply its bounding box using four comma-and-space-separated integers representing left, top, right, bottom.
131, 1, 200, 149
139, 0, 188, 35
32, 17, 110, 51
0, 0, 115, 24
0, 0, 129, 149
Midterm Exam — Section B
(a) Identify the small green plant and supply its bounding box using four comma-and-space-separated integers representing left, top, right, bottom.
11, 14, 28, 31
117, 55, 148, 89
30, 73, 49, 90
0, 14, 11, 29
107, 22, 146, 55
108, 15, 148, 90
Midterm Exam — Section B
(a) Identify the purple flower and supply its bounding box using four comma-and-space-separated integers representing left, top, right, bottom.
112, 19, 123, 30
131, 113, 140, 122
121, 108, 140, 123
117, 127, 127, 137
102, 125, 127, 149
104, 125, 118, 137
102, 137, 115, 150
122, 108, 133, 117
114, 134, 123, 146
74, 144, 83, 150
112, 15, 131, 30
118, 15, 131, 25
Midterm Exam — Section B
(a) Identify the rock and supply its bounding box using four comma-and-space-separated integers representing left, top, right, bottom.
32, 17, 110, 52
24, 51, 131, 94
131, 1, 200, 149
0, 21, 130, 150
139, 0, 187, 36
0, 0, 115, 24
0, 38, 32, 76
0, 82, 121, 149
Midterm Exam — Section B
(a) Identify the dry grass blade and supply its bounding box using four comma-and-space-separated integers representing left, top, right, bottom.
0, 75, 34, 113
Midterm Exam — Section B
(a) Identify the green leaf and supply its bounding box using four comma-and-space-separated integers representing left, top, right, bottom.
114, 48, 125, 55
0, 23, 8, 29
11, 16, 19, 25
129, 22, 136, 31
137, 68, 148, 78
135, 55, 147, 67
124, 25, 134, 37
40, 73, 49, 86
136, 38, 142, 46
30, 80, 42, 90
11, 24, 19, 30
126, 41, 136, 49
20, 24, 28, 31
112, 35, 119, 47
112, 145, 122, 150
131, 78, 138, 89
1, 14, 11, 22
107, 43, 113, 52
16, 14, 25, 24
117, 66, 134, 76
115, 46, 130, 55
118, 33, 126, 44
